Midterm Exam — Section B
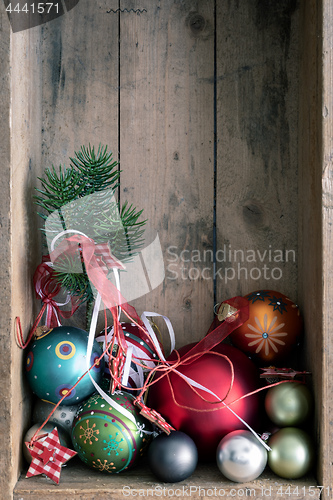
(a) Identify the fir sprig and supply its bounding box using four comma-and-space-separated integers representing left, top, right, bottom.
34, 144, 146, 318
69, 144, 120, 195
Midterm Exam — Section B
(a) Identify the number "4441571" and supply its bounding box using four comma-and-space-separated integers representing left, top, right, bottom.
6, 3, 60, 14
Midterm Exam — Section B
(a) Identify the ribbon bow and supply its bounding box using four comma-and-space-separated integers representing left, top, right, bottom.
33, 256, 80, 329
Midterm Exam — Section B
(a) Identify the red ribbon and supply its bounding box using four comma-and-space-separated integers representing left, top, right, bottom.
50, 235, 143, 326
16, 256, 81, 349
33, 256, 80, 328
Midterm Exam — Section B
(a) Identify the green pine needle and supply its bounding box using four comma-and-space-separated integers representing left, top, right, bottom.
34, 143, 147, 306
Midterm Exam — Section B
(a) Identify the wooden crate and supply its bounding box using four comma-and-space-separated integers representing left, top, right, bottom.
0, 0, 332, 498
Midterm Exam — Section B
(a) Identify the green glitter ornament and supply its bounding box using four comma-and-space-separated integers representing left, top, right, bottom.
71, 391, 153, 473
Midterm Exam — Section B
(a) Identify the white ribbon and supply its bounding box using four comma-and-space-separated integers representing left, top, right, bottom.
85, 291, 154, 433
140, 311, 176, 358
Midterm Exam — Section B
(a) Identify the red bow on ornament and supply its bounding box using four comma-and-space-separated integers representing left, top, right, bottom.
33, 256, 80, 328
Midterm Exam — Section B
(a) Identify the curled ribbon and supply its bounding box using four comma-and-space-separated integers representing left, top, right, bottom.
34, 256, 80, 328
16, 256, 80, 349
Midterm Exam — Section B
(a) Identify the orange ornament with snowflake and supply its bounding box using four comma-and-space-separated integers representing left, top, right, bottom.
229, 290, 303, 365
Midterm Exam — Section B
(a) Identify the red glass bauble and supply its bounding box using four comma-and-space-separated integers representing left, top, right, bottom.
148, 343, 260, 459
229, 290, 303, 365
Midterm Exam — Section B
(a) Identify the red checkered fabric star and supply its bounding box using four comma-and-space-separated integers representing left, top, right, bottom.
25, 428, 77, 484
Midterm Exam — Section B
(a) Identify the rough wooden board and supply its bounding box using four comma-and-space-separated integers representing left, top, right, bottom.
13, 460, 320, 500
118, 0, 215, 346
40, 0, 119, 174
320, 0, 333, 496
297, 0, 326, 494
36, 0, 120, 334
215, 1, 299, 301
10, 23, 44, 492
0, 4, 13, 499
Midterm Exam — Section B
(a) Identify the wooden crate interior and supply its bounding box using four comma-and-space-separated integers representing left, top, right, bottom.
0, 0, 331, 498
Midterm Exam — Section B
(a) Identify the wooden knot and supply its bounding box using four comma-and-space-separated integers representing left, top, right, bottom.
186, 12, 206, 36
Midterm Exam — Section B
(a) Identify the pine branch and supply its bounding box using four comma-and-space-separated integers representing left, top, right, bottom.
70, 144, 120, 195
34, 144, 147, 317
34, 165, 85, 214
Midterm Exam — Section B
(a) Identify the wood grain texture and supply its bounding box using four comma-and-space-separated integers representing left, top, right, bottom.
37, 0, 120, 331
0, 4, 14, 498
3, 0, 333, 497
13, 458, 320, 500
11, 24, 43, 491
118, 0, 215, 346
40, 0, 119, 171
216, 1, 299, 302
298, 2, 327, 483
319, 0, 333, 495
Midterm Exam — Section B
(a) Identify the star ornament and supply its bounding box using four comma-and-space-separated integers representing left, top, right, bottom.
25, 428, 77, 484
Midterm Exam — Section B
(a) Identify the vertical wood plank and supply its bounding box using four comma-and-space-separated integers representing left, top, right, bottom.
298, 0, 322, 486
318, 0, 333, 493
11, 25, 43, 487
118, 0, 215, 346
0, 4, 14, 497
216, 1, 299, 302
37, 0, 120, 331
40, 0, 119, 172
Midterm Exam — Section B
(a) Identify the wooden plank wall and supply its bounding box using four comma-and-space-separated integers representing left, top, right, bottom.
37, 0, 300, 345
216, 1, 299, 303
11, 25, 43, 490
38, 0, 216, 347
118, 0, 215, 346
8, 0, 325, 496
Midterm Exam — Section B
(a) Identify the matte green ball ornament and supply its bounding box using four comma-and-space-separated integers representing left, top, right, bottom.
265, 382, 313, 427
268, 427, 315, 479
25, 326, 104, 405
71, 391, 153, 473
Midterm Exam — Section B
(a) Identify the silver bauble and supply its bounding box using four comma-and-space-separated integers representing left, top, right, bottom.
216, 430, 268, 482
32, 399, 79, 434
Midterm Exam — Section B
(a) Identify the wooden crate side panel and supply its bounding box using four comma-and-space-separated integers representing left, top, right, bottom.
298, 0, 327, 491
11, 25, 43, 490
0, 4, 14, 498
118, 0, 215, 346
321, 0, 333, 494
216, 1, 299, 302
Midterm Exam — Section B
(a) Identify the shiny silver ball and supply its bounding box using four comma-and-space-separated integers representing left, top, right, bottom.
216, 430, 268, 482
32, 399, 79, 434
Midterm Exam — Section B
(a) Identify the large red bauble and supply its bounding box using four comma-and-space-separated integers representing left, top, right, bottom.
229, 290, 303, 365
148, 343, 260, 459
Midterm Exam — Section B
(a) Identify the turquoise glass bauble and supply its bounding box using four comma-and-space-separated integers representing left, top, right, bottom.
25, 326, 104, 405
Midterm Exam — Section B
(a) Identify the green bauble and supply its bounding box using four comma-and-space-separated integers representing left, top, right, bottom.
268, 427, 315, 479
71, 392, 153, 473
265, 382, 313, 427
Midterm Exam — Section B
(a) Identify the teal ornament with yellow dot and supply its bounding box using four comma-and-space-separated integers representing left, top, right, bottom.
71, 391, 153, 473
25, 326, 104, 405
